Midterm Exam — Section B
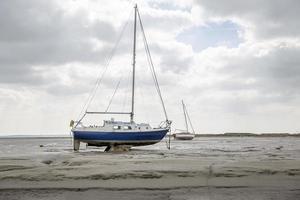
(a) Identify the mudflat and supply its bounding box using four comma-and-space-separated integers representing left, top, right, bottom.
0, 137, 299, 199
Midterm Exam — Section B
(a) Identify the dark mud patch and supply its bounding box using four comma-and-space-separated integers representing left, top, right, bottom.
211, 149, 259, 153
43, 149, 61, 152
41, 160, 53, 165
1, 173, 67, 181
74, 172, 163, 180
257, 169, 278, 175
286, 169, 300, 176
0, 158, 28, 161
67, 161, 89, 166
153, 170, 206, 178
0, 165, 33, 172
52, 167, 77, 171
214, 173, 248, 178
266, 153, 280, 157
1, 187, 300, 200
134, 161, 152, 164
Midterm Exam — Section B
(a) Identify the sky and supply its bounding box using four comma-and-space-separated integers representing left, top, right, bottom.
0, 0, 300, 135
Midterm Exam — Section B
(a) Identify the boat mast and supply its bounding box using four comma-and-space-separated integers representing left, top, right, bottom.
131, 4, 137, 122
182, 100, 189, 133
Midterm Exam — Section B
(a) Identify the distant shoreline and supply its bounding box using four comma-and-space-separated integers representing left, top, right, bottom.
1, 133, 300, 139
0, 135, 70, 139
195, 133, 300, 137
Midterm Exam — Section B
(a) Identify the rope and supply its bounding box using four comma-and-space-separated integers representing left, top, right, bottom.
137, 8, 169, 122
105, 78, 122, 112
76, 9, 132, 123
121, 70, 131, 112
185, 105, 196, 134
183, 101, 189, 133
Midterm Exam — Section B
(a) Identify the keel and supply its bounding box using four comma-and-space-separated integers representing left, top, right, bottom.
104, 145, 131, 152
73, 139, 80, 151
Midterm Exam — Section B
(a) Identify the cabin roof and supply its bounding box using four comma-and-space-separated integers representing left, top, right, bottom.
104, 120, 150, 127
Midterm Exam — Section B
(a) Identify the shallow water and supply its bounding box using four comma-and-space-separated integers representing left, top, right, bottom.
0, 136, 299, 162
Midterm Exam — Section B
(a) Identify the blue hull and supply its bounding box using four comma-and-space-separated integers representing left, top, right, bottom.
73, 129, 168, 147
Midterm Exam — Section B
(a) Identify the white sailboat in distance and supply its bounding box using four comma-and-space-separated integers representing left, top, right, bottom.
173, 100, 195, 140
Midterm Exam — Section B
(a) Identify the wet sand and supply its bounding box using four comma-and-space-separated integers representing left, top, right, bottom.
0, 137, 299, 199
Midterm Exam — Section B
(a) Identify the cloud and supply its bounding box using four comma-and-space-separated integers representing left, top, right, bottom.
1, 0, 300, 134
216, 44, 300, 95
150, 41, 194, 73
0, 0, 117, 85
185, 41, 300, 121
0, 0, 193, 86
194, 0, 300, 40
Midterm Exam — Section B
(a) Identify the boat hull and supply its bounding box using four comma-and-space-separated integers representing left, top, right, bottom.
174, 133, 195, 140
72, 129, 169, 147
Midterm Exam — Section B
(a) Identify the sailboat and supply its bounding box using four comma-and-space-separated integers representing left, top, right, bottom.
70, 4, 171, 151
173, 100, 195, 140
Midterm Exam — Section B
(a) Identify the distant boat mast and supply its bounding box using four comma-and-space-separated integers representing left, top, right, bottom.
182, 100, 195, 134
182, 100, 189, 133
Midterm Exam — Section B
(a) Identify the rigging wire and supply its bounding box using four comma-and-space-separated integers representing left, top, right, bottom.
137, 8, 169, 122
140, 86, 151, 124
76, 9, 133, 122
182, 101, 189, 133
121, 70, 131, 113
105, 78, 122, 112
185, 105, 196, 134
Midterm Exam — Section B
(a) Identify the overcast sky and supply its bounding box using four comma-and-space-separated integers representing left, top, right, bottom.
1, 0, 300, 135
